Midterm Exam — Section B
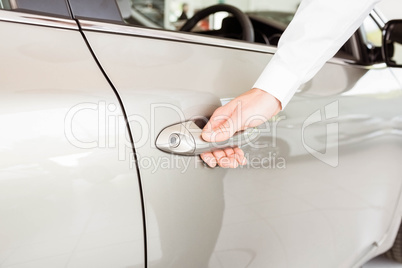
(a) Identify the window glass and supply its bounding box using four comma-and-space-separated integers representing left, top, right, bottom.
118, 0, 300, 29
392, 42, 402, 66
0, 0, 11, 10
116, 0, 300, 44
0, 0, 70, 18
361, 15, 382, 47
69, 0, 122, 22
115, 0, 362, 61
359, 15, 384, 63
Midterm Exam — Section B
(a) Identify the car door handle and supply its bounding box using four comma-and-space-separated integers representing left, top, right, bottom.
155, 120, 259, 156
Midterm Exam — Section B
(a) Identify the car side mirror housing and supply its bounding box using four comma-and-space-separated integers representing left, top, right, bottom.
382, 20, 402, 67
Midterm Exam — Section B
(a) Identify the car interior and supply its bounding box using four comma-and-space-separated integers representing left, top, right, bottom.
0, 0, 385, 68
118, 1, 384, 65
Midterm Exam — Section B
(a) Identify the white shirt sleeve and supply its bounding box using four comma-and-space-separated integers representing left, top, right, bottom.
253, 0, 382, 109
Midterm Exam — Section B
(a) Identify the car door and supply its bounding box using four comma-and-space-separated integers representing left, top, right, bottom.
0, 2, 145, 267
68, 0, 402, 267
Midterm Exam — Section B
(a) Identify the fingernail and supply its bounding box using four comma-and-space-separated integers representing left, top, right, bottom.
201, 131, 212, 142
209, 159, 217, 168
218, 157, 232, 168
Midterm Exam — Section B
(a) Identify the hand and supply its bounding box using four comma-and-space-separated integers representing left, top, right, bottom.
201, 88, 281, 168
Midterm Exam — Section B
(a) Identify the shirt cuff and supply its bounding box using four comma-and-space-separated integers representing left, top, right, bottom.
252, 56, 302, 109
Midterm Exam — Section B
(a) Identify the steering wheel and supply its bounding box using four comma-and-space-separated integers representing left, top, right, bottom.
180, 4, 255, 42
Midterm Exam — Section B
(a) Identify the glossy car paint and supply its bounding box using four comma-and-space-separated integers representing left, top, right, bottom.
0, 11, 144, 267
79, 13, 402, 268
1, 1, 402, 267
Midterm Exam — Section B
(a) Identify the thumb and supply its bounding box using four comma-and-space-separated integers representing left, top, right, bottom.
202, 111, 240, 143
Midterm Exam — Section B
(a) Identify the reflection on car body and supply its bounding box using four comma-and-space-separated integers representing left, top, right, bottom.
1, 0, 402, 267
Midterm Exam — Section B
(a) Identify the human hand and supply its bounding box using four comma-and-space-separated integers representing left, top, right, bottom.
200, 88, 281, 168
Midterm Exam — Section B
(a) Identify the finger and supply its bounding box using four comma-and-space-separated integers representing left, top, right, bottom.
209, 99, 240, 126
213, 149, 239, 168
212, 150, 226, 163
200, 152, 217, 168
202, 101, 241, 142
202, 106, 232, 136
204, 111, 241, 143
223, 148, 235, 157
202, 113, 233, 142
224, 148, 242, 168
224, 147, 246, 168
212, 150, 231, 168
234, 147, 247, 165
218, 155, 239, 168
205, 107, 229, 129
213, 119, 235, 142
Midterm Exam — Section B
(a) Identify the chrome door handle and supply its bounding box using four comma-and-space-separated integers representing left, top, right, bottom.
155, 120, 259, 156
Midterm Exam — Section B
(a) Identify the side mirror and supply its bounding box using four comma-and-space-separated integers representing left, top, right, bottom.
382, 20, 402, 67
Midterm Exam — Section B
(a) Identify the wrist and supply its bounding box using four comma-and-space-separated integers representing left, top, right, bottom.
251, 88, 282, 112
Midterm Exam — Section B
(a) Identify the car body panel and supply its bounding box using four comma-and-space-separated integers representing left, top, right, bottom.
0, 12, 145, 268
79, 14, 402, 267
1, 0, 402, 267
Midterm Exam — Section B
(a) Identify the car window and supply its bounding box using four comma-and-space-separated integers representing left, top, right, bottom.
361, 15, 382, 47
0, 0, 70, 18
0, 0, 11, 9
69, 0, 122, 23
0, 0, 12, 10
115, 0, 364, 62
359, 15, 384, 63
117, 0, 299, 29
116, 0, 299, 42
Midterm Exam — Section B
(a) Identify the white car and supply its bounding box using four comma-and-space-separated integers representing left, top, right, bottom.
1, 0, 402, 267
